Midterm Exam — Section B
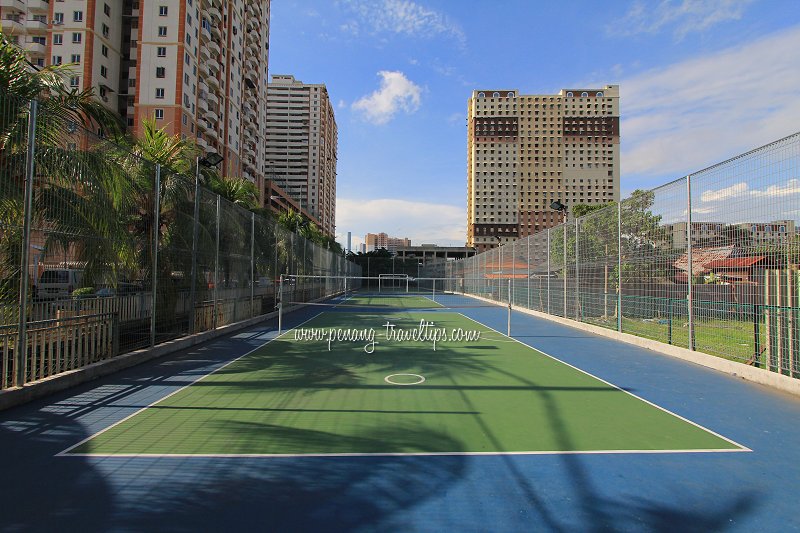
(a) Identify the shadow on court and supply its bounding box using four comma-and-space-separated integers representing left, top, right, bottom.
0, 306, 772, 530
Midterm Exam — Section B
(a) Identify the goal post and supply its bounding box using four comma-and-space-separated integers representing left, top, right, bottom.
378, 274, 410, 293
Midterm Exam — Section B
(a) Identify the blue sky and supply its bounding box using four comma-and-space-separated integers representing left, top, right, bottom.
268, 0, 800, 249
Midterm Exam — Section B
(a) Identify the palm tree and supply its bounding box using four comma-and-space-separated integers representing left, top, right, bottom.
207, 175, 259, 210
0, 33, 124, 311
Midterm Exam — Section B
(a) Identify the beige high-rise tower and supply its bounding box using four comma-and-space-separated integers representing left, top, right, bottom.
265, 74, 337, 237
467, 85, 620, 252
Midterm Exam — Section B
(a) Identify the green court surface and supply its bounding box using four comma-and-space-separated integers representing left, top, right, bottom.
341, 293, 444, 308
66, 311, 743, 456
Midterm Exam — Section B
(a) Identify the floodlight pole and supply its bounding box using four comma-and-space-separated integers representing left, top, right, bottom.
213, 195, 220, 329
188, 156, 201, 333
250, 212, 255, 319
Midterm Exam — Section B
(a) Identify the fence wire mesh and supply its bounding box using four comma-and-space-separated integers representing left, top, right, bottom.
0, 92, 357, 390
432, 132, 800, 379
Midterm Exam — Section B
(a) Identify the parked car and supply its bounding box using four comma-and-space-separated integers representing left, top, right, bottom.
37, 269, 84, 300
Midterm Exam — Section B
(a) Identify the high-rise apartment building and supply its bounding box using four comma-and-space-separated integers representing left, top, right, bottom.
364, 233, 411, 254
467, 85, 620, 251
15, 0, 270, 190
1, 1, 52, 70
265, 74, 337, 237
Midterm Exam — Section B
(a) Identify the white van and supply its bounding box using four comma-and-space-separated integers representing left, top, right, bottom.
37, 269, 84, 299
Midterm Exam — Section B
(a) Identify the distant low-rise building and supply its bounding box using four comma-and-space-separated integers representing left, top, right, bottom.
365, 233, 411, 254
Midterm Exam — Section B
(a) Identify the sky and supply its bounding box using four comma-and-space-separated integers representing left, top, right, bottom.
267, 0, 800, 250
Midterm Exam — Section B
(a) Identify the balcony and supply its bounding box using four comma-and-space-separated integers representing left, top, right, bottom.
204, 108, 219, 123
200, 25, 211, 43
196, 136, 209, 151
206, 39, 220, 57
206, 6, 221, 22
197, 97, 208, 112
0, 0, 24, 11
210, 23, 222, 40
205, 91, 219, 106
23, 40, 46, 55
1, 18, 23, 33
199, 42, 210, 61
25, 18, 47, 32
26, 0, 48, 12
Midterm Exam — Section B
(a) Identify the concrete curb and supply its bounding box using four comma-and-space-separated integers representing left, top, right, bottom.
466, 293, 800, 397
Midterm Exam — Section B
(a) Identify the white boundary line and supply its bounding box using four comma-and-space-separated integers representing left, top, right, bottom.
56, 309, 328, 457
61, 448, 747, 458
455, 312, 751, 453
57, 308, 750, 459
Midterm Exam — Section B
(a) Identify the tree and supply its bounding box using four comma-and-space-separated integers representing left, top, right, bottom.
207, 175, 259, 210
0, 33, 124, 308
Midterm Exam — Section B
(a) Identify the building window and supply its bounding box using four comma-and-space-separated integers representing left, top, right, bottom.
72, 32, 82, 43
566, 91, 573, 97
182, 113, 188, 125
99, 87, 106, 98
73, 11, 83, 22
581, 92, 589, 97
155, 109, 164, 120
102, 23, 109, 37
765, 225, 772, 232
159, 6, 168, 16
155, 88, 165, 99
100, 65, 107, 78
596, 91, 604, 97
158, 26, 167, 37
104, 3, 110, 16
186, 34, 191, 45
101, 44, 108, 57
157, 46, 166, 57
183, 94, 190, 107
70, 54, 81, 63
492, 92, 500, 97
54, 12, 63, 24
70, 76, 79, 88
53, 34, 63, 45
156, 67, 165, 78
52, 55, 62, 65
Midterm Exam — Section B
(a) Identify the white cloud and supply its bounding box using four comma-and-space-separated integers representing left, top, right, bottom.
620, 26, 800, 180
352, 71, 422, 125
336, 198, 466, 248
611, 0, 753, 39
337, 99, 347, 109
339, 0, 466, 46
700, 182, 748, 202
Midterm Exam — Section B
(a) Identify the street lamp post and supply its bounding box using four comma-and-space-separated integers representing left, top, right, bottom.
550, 200, 568, 317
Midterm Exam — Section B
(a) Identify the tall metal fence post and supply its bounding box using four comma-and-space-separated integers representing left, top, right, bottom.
250, 212, 255, 318
686, 174, 695, 350
511, 241, 516, 306
213, 195, 220, 329
188, 159, 201, 333
547, 229, 551, 315
563, 223, 567, 318
575, 217, 580, 321
527, 237, 531, 309
617, 201, 623, 333
15, 99, 37, 387
150, 164, 161, 348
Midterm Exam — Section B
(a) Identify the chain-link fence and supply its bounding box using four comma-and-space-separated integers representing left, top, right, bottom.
435, 132, 800, 379
0, 95, 357, 390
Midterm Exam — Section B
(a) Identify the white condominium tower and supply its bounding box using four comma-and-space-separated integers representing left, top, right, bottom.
467, 85, 620, 251
5, 0, 271, 193
265, 74, 337, 237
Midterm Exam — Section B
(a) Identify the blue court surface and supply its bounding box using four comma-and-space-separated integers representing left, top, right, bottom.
2, 299, 800, 532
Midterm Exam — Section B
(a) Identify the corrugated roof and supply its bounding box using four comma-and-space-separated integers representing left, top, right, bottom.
705, 256, 766, 268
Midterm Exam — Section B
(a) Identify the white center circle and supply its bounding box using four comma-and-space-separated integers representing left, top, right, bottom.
384, 373, 426, 386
